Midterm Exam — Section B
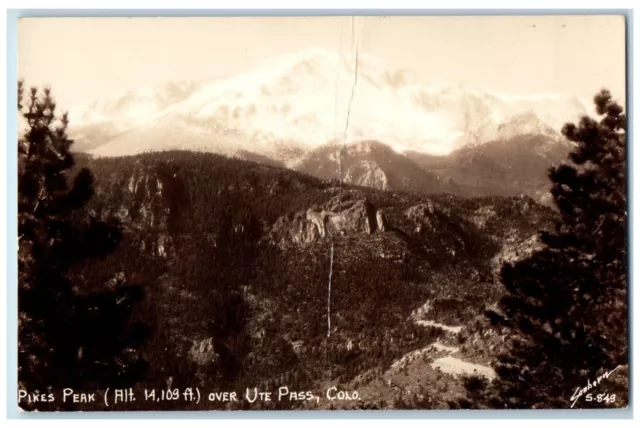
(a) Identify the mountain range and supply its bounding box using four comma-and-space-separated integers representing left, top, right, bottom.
66, 47, 589, 199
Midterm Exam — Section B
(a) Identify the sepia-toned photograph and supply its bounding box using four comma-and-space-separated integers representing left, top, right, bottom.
16, 15, 628, 411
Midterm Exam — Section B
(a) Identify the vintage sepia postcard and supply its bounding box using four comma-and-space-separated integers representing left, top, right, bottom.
16, 15, 628, 411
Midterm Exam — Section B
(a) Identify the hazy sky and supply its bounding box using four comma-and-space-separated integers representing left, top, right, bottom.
18, 16, 626, 110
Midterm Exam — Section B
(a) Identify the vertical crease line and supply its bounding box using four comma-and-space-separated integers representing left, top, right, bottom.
334, 18, 344, 184
327, 16, 346, 377
343, 16, 359, 143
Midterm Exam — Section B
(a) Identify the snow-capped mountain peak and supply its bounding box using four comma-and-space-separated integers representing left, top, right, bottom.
68, 80, 200, 129
68, 48, 589, 159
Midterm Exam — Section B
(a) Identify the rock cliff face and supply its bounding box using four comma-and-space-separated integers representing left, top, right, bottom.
405, 201, 439, 234
268, 193, 385, 248
343, 160, 390, 190
376, 210, 388, 232
295, 140, 452, 194
91, 162, 183, 259
188, 337, 220, 367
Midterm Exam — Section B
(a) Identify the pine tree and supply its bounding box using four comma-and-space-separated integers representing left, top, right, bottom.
478, 89, 627, 409
18, 84, 148, 410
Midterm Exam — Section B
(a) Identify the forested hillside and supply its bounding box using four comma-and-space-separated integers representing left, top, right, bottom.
61, 150, 554, 409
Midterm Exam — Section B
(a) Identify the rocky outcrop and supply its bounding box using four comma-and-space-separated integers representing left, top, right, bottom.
343, 160, 390, 190
376, 210, 388, 232
189, 337, 220, 367
268, 194, 382, 247
92, 162, 185, 259
405, 201, 438, 233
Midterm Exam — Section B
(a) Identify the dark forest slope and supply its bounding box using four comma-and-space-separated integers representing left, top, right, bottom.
68, 151, 554, 409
